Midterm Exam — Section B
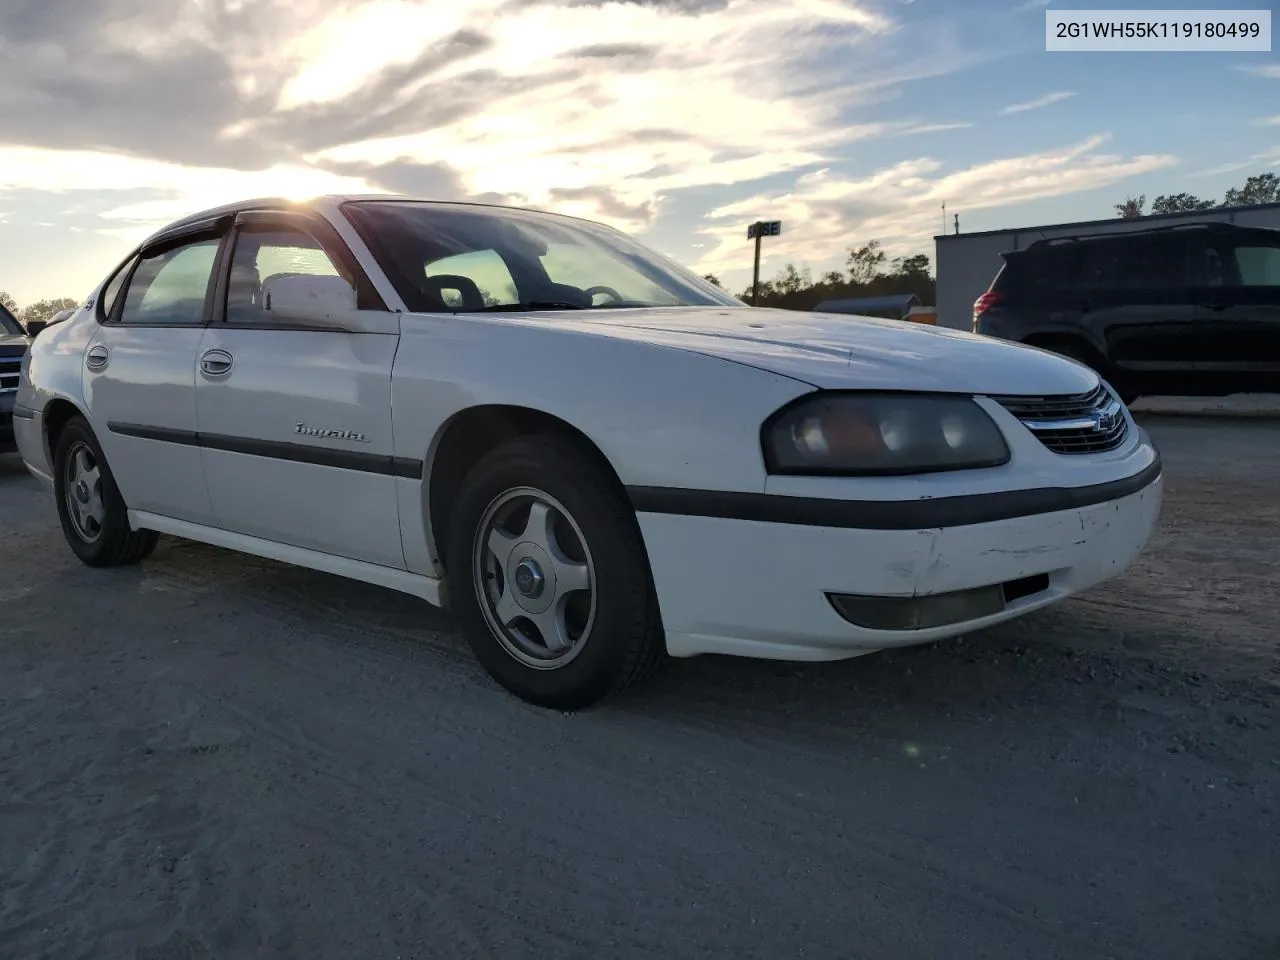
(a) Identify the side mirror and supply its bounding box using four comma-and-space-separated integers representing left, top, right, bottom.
25, 320, 47, 336
262, 274, 360, 329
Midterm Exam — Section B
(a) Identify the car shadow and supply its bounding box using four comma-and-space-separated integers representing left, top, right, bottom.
0, 452, 31, 480
141, 535, 1218, 731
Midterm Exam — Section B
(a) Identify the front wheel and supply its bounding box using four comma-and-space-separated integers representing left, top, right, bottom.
53, 416, 158, 567
447, 434, 664, 710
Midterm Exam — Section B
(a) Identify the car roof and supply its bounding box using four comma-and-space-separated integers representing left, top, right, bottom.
144, 194, 614, 248
1020, 221, 1280, 254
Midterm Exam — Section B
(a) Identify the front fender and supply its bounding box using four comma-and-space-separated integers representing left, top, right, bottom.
389, 313, 813, 575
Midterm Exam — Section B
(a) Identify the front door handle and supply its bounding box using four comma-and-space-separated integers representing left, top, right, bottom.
200, 348, 234, 378
85, 344, 109, 371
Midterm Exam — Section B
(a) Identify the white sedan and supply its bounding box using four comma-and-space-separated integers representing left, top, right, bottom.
13, 196, 1162, 708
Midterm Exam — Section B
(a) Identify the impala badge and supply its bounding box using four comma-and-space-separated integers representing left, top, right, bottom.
295, 423, 370, 443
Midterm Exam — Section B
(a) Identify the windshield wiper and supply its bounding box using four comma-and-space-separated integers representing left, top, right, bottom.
476, 301, 586, 312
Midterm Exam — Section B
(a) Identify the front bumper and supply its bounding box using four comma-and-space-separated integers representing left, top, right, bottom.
10, 402, 52, 487
636, 462, 1163, 661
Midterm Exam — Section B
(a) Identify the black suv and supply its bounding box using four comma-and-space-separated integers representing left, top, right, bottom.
973, 222, 1280, 402
1, 303, 29, 453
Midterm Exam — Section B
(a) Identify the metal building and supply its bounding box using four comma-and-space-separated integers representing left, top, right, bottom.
933, 201, 1280, 331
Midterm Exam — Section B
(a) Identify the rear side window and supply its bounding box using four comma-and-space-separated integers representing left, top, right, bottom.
97, 258, 134, 321
1233, 244, 1280, 286
1001, 246, 1089, 299
119, 239, 221, 326
1110, 235, 1188, 289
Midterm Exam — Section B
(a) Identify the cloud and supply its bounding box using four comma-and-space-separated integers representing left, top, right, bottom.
894, 122, 975, 136
0, 0, 954, 238
1237, 63, 1280, 78
547, 186, 656, 229
998, 91, 1077, 115
0, 144, 378, 243
690, 134, 1177, 276
1255, 116, 1280, 127
1192, 148, 1280, 178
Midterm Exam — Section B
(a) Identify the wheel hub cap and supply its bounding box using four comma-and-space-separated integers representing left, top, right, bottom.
507, 542, 556, 614
513, 558, 545, 599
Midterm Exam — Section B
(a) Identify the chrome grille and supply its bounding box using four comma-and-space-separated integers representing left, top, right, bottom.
0, 354, 21, 393
990, 384, 1129, 455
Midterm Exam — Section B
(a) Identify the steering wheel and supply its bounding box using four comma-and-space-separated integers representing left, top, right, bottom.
584, 285, 624, 305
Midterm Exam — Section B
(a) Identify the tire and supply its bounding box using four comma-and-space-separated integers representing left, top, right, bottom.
53, 415, 159, 567
447, 434, 664, 710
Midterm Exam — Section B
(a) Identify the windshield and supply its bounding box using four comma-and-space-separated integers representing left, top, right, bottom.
342, 201, 740, 314
0, 304, 22, 336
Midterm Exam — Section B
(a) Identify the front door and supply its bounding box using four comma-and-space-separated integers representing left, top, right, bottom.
1195, 233, 1280, 394
83, 227, 224, 524
193, 212, 405, 569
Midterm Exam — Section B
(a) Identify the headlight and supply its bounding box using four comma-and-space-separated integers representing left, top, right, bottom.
762, 393, 1010, 476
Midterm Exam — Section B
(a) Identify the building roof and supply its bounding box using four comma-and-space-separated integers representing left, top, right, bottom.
814, 294, 921, 314
934, 200, 1280, 243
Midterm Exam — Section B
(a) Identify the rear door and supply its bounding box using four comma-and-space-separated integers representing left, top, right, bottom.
82, 222, 227, 524
193, 209, 406, 569
1085, 232, 1200, 394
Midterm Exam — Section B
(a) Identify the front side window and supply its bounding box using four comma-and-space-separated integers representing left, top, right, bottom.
1233, 244, 1280, 287
343, 200, 740, 314
118, 238, 221, 326
225, 227, 344, 324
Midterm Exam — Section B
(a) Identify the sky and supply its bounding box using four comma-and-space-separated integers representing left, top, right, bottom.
0, 0, 1277, 306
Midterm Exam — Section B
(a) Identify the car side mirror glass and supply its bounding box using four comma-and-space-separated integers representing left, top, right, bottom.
262, 274, 360, 329
25, 320, 47, 336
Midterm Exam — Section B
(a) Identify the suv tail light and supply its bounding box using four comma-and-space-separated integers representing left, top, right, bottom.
973, 290, 1004, 328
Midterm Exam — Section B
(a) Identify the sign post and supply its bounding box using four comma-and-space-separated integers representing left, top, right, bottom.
746, 220, 781, 306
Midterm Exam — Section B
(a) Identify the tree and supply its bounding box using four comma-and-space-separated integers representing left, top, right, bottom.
892, 253, 931, 281
21, 297, 78, 325
774, 263, 812, 296
702, 273, 723, 288
846, 241, 886, 285
1222, 173, 1280, 209
735, 243, 934, 312
1115, 195, 1146, 219
0, 291, 17, 315
1151, 193, 1214, 215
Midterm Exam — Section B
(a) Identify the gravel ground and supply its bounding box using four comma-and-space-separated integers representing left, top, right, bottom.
2, 417, 1278, 960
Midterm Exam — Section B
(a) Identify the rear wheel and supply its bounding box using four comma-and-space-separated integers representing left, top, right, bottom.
53, 416, 158, 567
447, 434, 664, 710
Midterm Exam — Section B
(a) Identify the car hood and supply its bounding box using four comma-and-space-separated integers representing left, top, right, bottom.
0, 333, 29, 353
541, 307, 1098, 396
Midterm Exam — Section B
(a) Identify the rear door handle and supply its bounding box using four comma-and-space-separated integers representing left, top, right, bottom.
86, 344, 109, 371
199, 348, 234, 378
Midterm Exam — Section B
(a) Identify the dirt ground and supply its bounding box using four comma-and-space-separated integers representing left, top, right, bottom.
2, 417, 1278, 960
